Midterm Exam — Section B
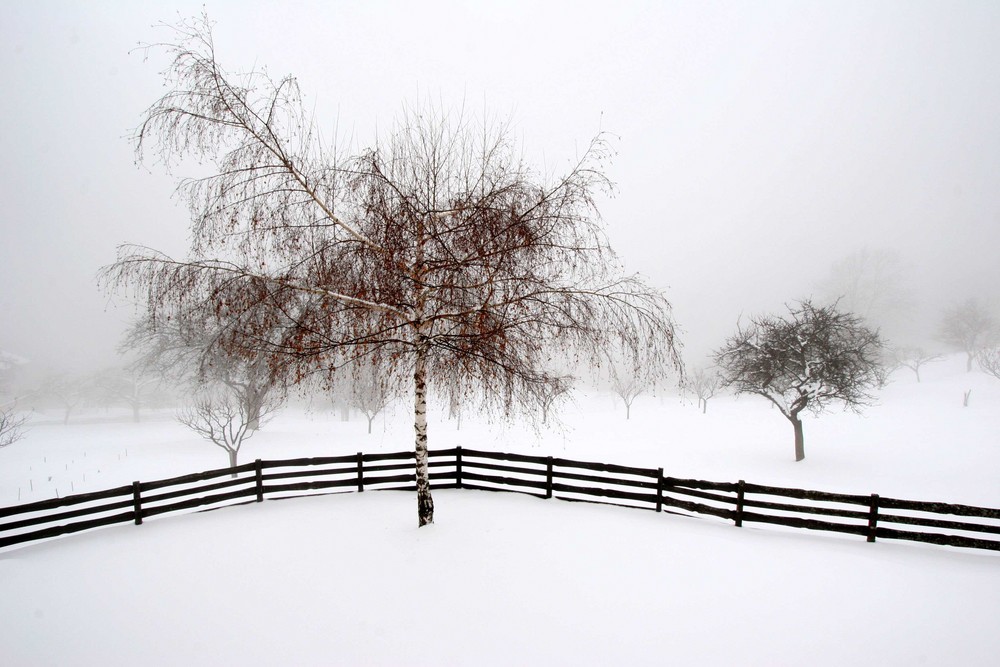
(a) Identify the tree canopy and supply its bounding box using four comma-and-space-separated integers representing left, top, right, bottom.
715, 299, 884, 461
104, 15, 681, 525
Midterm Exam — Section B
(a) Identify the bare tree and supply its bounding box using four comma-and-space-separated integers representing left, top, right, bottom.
891, 347, 942, 383
123, 308, 290, 431
715, 300, 885, 462
937, 298, 995, 372
687, 366, 720, 414
0, 407, 28, 448
816, 248, 912, 337
40, 374, 90, 425
533, 375, 574, 425
978, 347, 1000, 381
611, 367, 647, 420
348, 366, 396, 434
103, 16, 681, 526
96, 366, 162, 422
178, 388, 275, 477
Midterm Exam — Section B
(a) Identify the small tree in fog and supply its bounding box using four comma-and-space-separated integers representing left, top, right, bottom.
96, 366, 161, 422
177, 388, 276, 477
0, 407, 28, 448
349, 368, 396, 434
104, 16, 681, 527
891, 347, 942, 383
937, 299, 995, 372
715, 300, 885, 462
611, 367, 646, 420
533, 375, 574, 425
687, 366, 719, 414
978, 347, 1000, 381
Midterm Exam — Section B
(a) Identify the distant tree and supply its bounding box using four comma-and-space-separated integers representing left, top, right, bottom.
891, 347, 942, 383
816, 248, 912, 335
715, 300, 885, 462
0, 407, 28, 448
937, 299, 995, 372
348, 367, 396, 434
611, 366, 647, 420
40, 374, 90, 425
104, 16, 681, 526
978, 347, 1000, 381
96, 366, 162, 422
687, 366, 720, 414
177, 388, 276, 477
123, 310, 290, 431
533, 375, 574, 425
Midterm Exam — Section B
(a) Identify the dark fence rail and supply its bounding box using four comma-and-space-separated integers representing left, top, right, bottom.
2, 447, 999, 552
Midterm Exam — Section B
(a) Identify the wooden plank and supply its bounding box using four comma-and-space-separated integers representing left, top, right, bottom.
551, 481, 659, 507
462, 459, 546, 480
140, 463, 257, 492
458, 482, 547, 500
878, 512, 1000, 535
0, 497, 135, 533
361, 451, 414, 463
660, 495, 735, 521
461, 449, 549, 466
741, 510, 868, 537
877, 526, 1000, 551
663, 476, 737, 493
662, 485, 737, 507
142, 476, 256, 507
260, 454, 358, 469
878, 497, 1000, 519
0, 484, 134, 518
551, 456, 659, 479
261, 466, 355, 482
142, 487, 258, 518
461, 470, 549, 492
0, 511, 137, 549
741, 497, 869, 521
554, 468, 660, 490
741, 482, 871, 506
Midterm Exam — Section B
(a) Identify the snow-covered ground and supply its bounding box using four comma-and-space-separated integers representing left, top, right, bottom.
1, 354, 999, 665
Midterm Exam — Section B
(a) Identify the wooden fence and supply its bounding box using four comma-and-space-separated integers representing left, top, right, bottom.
2, 447, 999, 552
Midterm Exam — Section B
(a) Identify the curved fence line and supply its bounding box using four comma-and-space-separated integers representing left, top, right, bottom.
2, 447, 999, 552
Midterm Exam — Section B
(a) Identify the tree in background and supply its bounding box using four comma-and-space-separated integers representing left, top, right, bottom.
177, 388, 276, 477
816, 248, 913, 339
890, 347, 942, 383
978, 347, 1000, 381
0, 407, 28, 448
937, 299, 995, 372
533, 375, 574, 425
687, 366, 720, 414
104, 16, 681, 526
715, 300, 885, 462
611, 366, 646, 420
95, 365, 163, 422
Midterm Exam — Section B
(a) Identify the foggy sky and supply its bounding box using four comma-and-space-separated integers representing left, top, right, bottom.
2, 0, 999, 374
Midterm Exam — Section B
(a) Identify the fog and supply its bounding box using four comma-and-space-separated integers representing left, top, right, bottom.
2, 1, 998, 376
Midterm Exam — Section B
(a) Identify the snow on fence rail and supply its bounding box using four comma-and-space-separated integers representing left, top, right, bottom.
1, 447, 999, 552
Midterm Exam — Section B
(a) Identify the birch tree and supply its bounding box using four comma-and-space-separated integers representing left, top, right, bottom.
715, 300, 885, 462
103, 16, 681, 526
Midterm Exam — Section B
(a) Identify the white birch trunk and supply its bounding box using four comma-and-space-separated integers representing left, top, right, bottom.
414, 340, 434, 526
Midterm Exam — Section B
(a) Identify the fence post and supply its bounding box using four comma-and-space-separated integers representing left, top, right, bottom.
735, 480, 746, 527
867, 493, 880, 542
656, 468, 663, 512
545, 457, 554, 499
455, 446, 463, 489
357, 452, 364, 493
255, 459, 264, 502
132, 481, 142, 526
